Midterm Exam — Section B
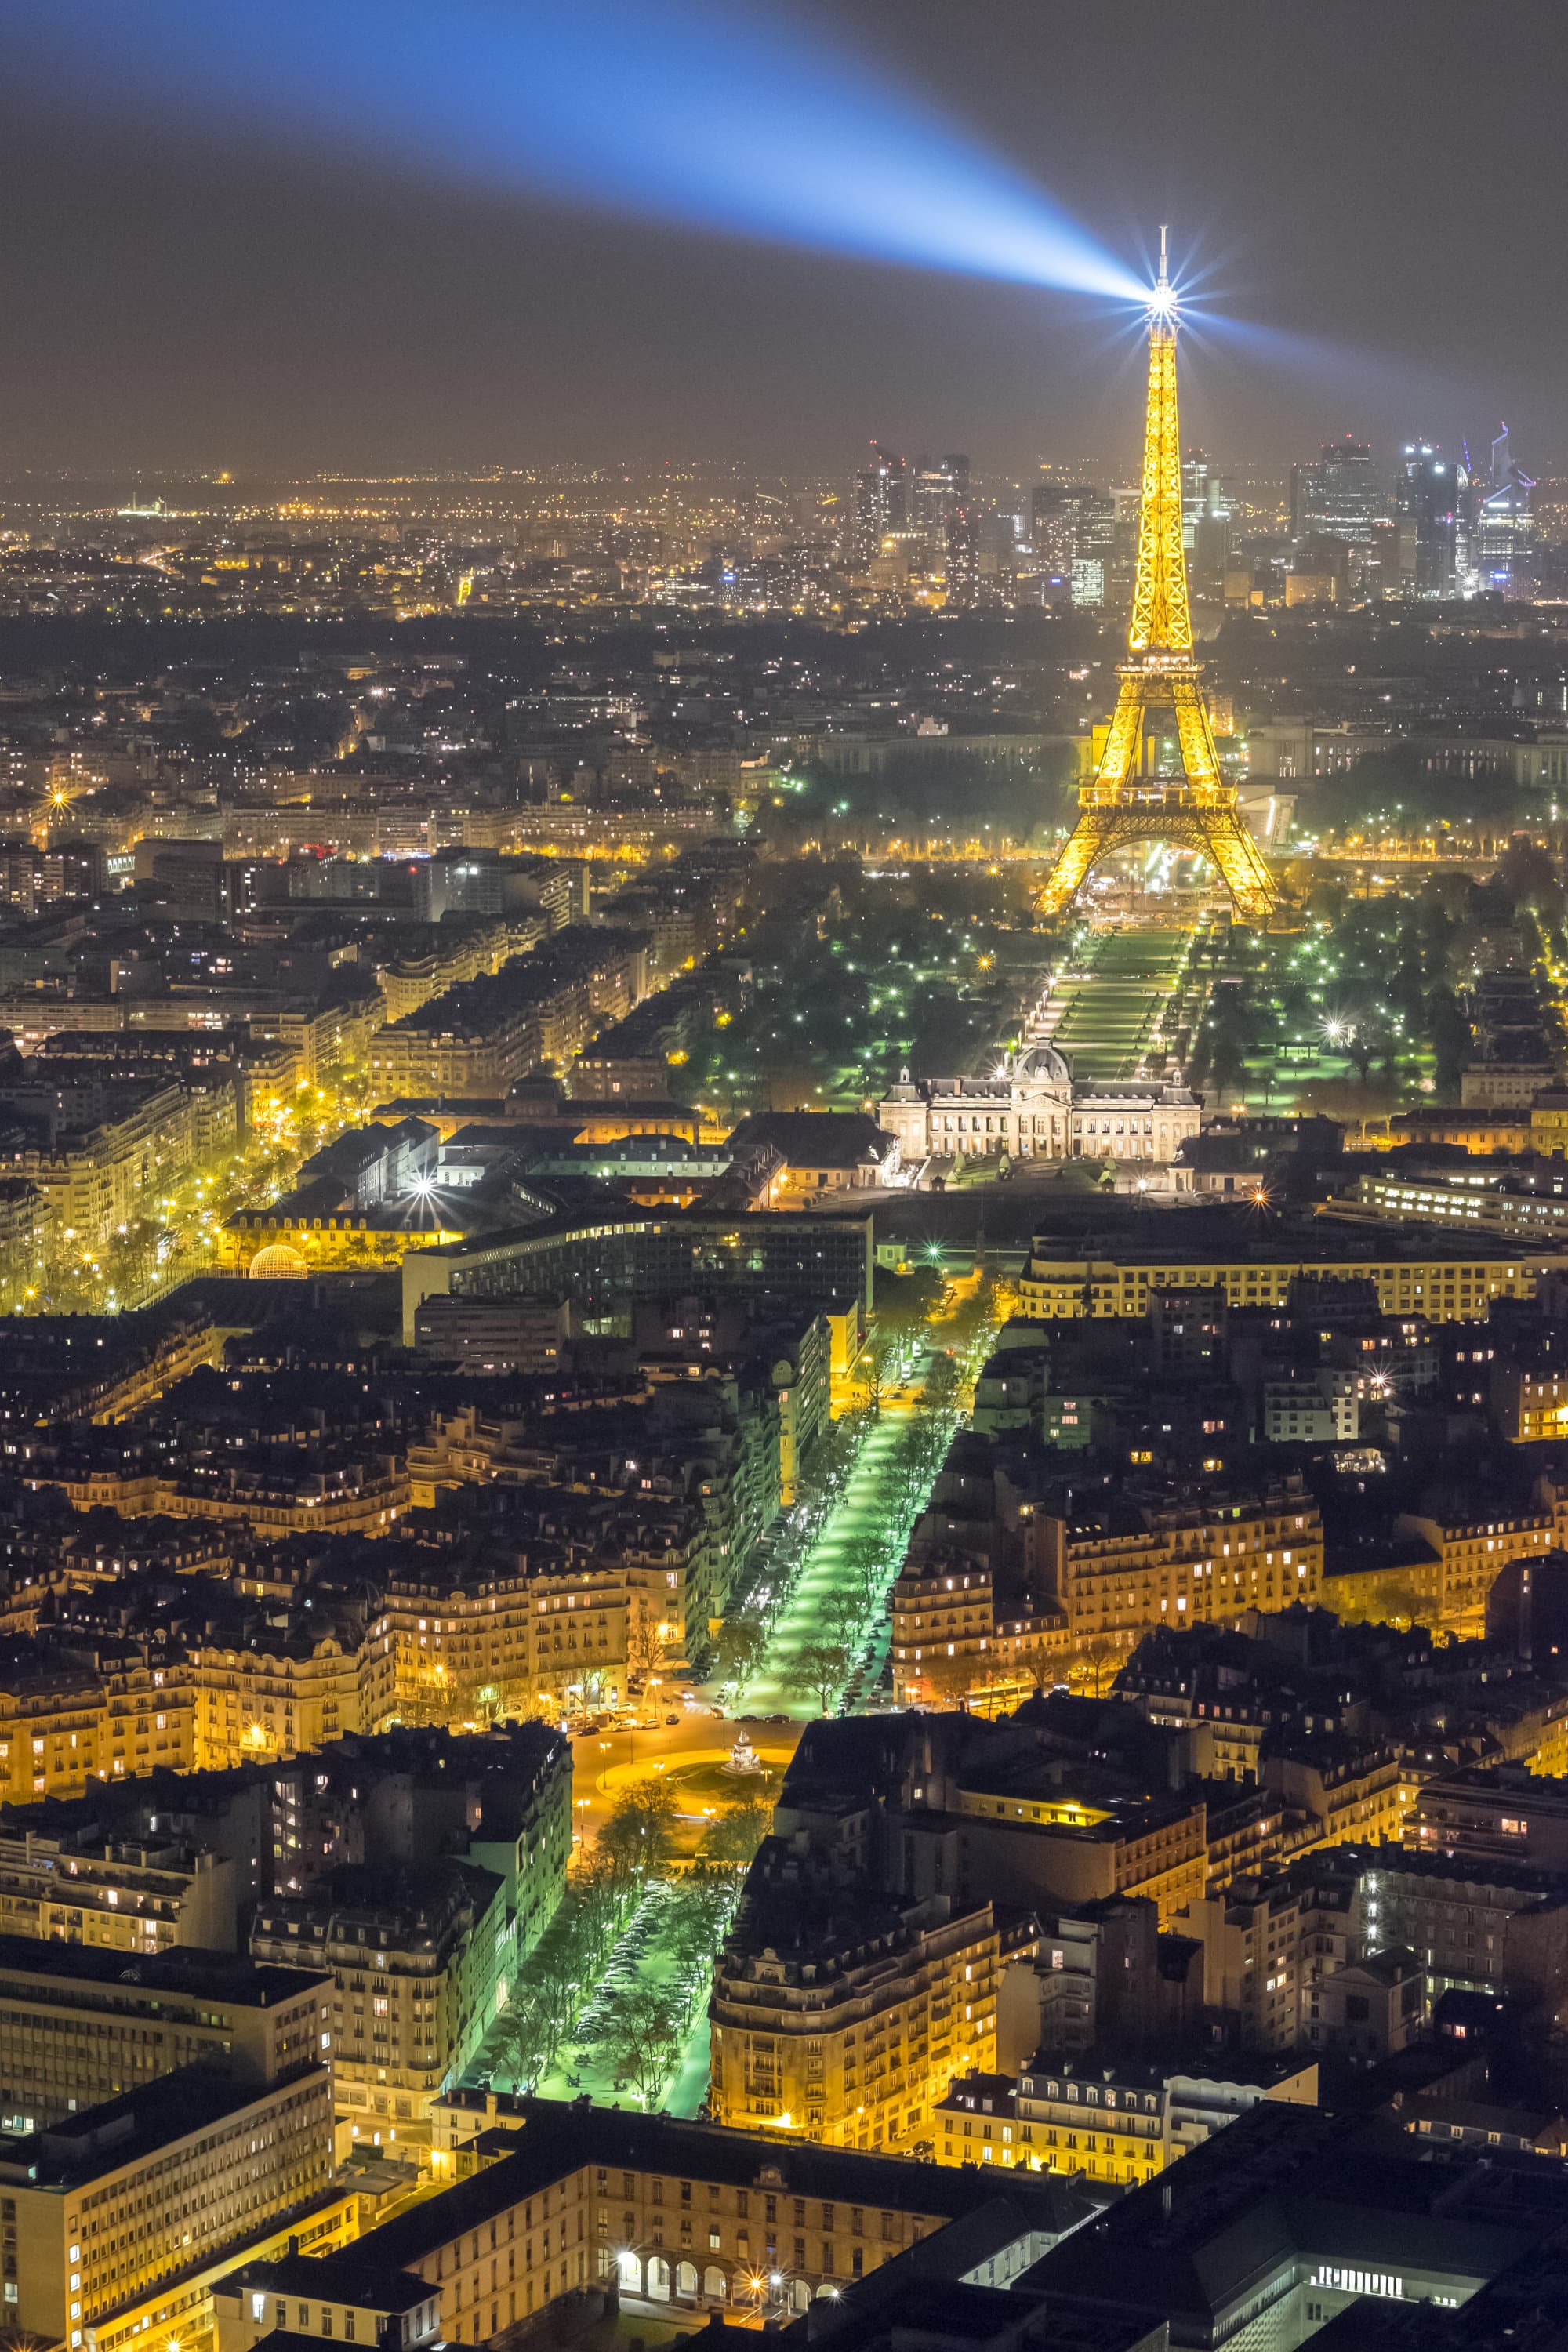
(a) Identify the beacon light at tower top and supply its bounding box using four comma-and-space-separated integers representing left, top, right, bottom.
1148, 227, 1179, 319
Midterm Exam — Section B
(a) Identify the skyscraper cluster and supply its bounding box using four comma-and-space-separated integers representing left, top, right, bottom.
850, 444, 978, 604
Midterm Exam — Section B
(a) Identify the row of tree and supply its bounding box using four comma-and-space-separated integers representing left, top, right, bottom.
482, 1780, 764, 2108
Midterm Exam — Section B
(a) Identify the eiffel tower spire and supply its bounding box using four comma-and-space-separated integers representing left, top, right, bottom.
1036, 234, 1277, 921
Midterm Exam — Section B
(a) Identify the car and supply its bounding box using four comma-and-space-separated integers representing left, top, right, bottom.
767, 1713, 789, 1725
577, 1719, 603, 1734
710, 1705, 726, 1719
665, 1713, 681, 1726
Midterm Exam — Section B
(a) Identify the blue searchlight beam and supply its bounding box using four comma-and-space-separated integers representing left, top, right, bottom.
2, 0, 1149, 305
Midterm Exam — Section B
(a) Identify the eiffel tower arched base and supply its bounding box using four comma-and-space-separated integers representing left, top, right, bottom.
1037, 797, 1278, 921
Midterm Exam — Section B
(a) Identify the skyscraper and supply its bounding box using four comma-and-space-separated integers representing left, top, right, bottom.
1472, 424, 1536, 595
1181, 447, 1230, 600
1394, 442, 1471, 597
909, 455, 978, 607
909, 452, 970, 527
1030, 481, 1116, 606
850, 442, 907, 565
1181, 448, 1229, 542
1290, 438, 1385, 545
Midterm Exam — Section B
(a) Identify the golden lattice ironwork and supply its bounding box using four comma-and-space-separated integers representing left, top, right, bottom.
1038, 231, 1278, 922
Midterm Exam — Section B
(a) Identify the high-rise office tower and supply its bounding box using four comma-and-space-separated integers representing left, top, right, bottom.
851, 442, 907, 564
908, 455, 978, 606
1290, 438, 1386, 544
1181, 447, 1231, 597
1030, 481, 1117, 606
1472, 424, 1536, 595
943, 502, 979, 607
1394, 443, 1472, 596
1181, 448, 1229, 541
910, 453, 970, 526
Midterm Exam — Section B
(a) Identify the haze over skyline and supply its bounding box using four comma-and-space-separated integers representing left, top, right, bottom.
0, 0, 1563, 477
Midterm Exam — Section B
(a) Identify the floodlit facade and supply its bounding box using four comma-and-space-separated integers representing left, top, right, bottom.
879, 1042, 1200, 1168
709, 1887, 1006, 2152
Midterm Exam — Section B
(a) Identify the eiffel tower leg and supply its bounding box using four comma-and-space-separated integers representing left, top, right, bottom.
1170, 677, 1223, 793
1037, 808, 1120, 916
1094, 674, 1146, 793
1195, 809, 1278, 919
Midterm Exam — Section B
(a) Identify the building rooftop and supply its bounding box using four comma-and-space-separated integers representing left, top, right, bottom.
320, 2100, 1088, 2290
1018, 2103, 1568, 2331
0, 2063, 323, 2188
0, 1930, 328, 2007
217, 2253, 434, 2313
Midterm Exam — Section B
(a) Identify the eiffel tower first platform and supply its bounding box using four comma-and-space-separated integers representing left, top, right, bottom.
1036, 232, 1278, 922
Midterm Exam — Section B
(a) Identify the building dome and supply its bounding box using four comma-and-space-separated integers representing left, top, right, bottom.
248, 1243, 310, 1279
1014, 1042, 1073, 1092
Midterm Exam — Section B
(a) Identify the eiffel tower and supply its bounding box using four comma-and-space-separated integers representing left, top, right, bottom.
1037, 231, 1278, 921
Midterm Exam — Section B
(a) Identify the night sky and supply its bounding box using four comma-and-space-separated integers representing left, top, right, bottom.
0, 0, 1563, 481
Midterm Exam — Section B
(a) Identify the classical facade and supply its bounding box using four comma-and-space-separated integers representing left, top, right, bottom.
878, 1036, 1200, 1169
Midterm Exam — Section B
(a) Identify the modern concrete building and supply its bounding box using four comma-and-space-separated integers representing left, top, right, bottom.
0, 2063, 335, 2352
0, 1935, 330, 2131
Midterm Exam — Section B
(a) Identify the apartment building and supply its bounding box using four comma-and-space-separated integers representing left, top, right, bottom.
189, 1626, 398, 1766
0, 1073, 241, 1248
1492, 1361, 1568, 1443
370, 931, 648, 1098
936, 2050, 1317, 2187
1348, 1848, 1568, 2011
1262, 1744, 1408, 1852
263, 1720, 572, 1951
372, 914, 546, 1025
0, 1817, 240, 1951
708, 1862, 1008, 2153
27, 1455, 408, 1541
1392, 1504, 1555, 1632
1261, 1367, 1359, 1444
890, 1486, 1323, 1704
1039, 1488, 1324, 1650
0, 2063, 334, 2350
0, 1627, 400, 1795
409, 1296, 574, 1377
912, 1773, 1209, 1925
251, 1860, 507, 2144
367, 1554, 632, 1719
1406, 1762, 1568, 1875
0, 1650, 194, 1802
1018, 1239, 1555, 1323
1172, 1871, 1364, 2053
0, 1935, 329, 2131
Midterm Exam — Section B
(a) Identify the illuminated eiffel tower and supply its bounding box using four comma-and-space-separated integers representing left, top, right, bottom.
1036, 231, 1278, 921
